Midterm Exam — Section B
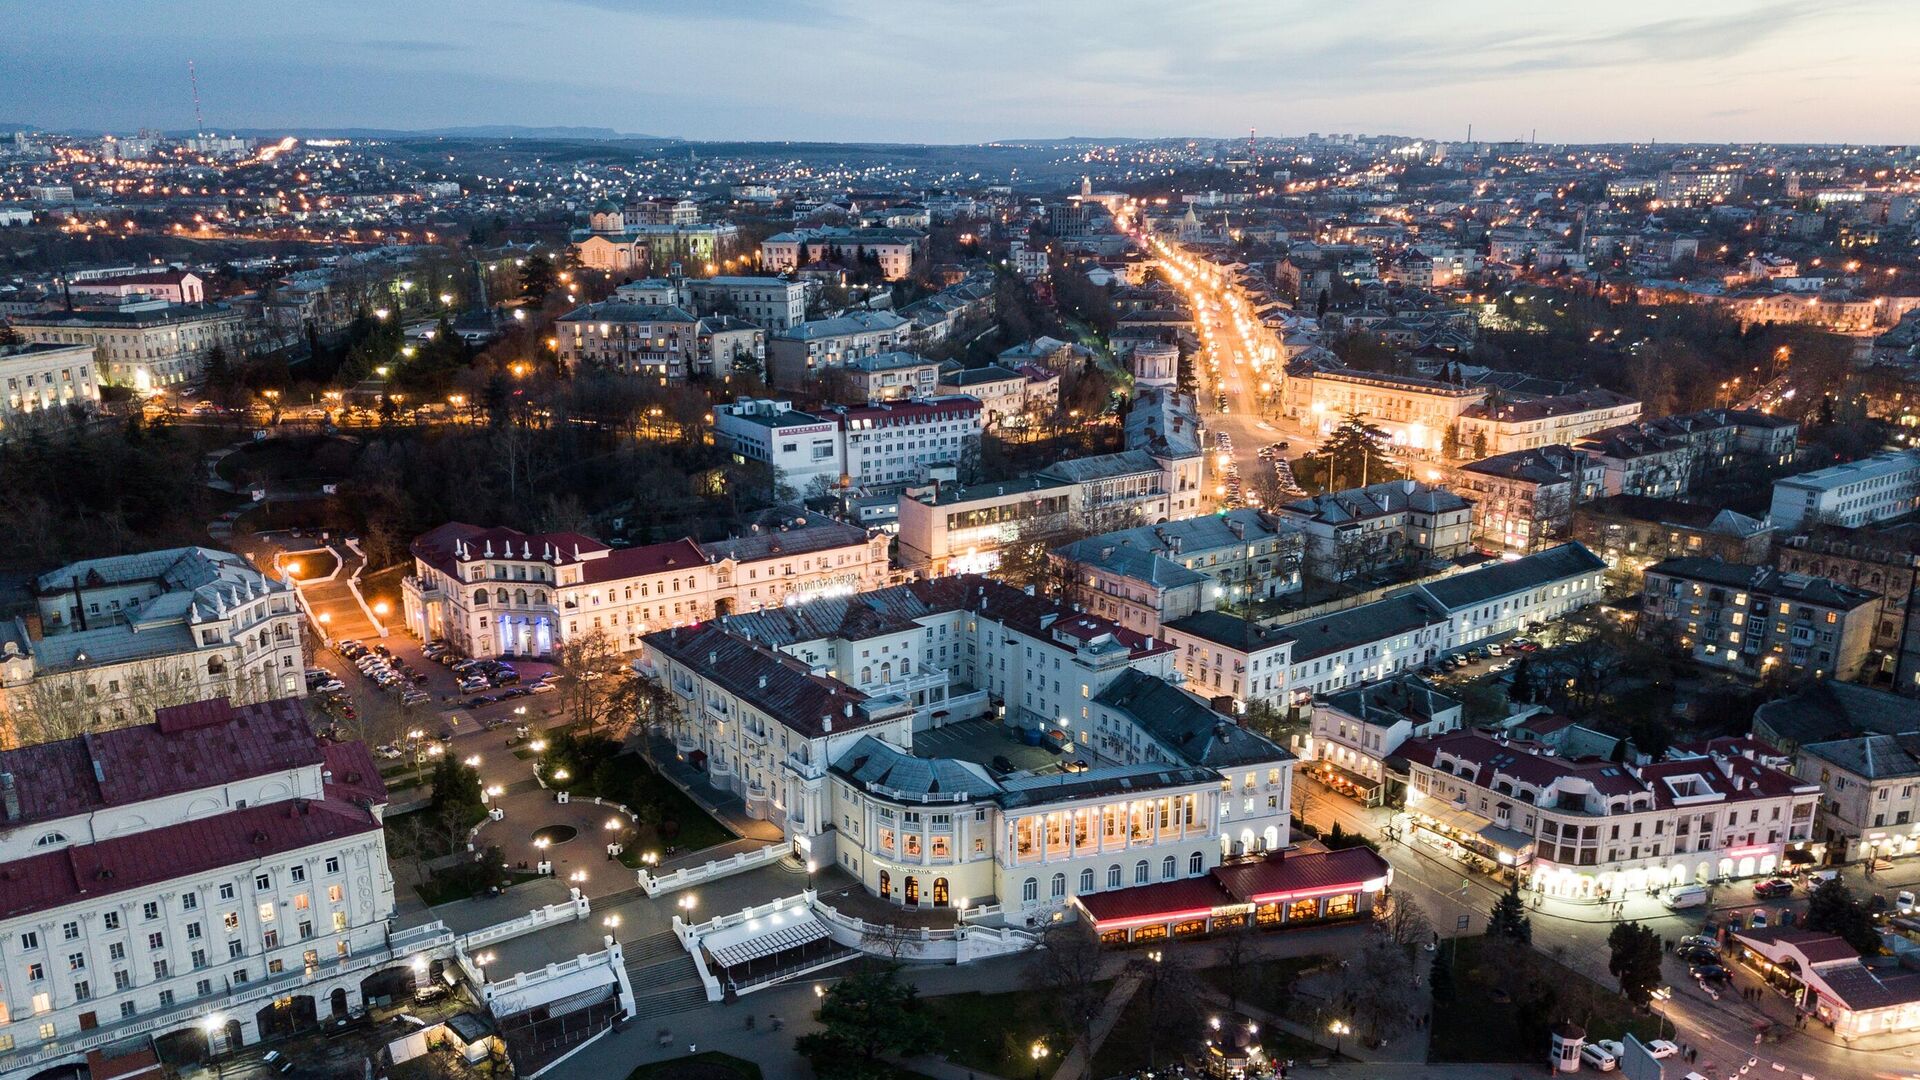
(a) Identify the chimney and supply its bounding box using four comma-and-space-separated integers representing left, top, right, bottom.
0, 772, 18, 822
822, 714, 833, 732
758, 674, 768, 689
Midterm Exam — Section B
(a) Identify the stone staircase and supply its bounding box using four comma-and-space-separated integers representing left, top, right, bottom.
621, 931, 710, 1025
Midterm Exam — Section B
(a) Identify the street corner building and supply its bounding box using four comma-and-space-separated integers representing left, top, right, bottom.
1070, 845, 1393, 946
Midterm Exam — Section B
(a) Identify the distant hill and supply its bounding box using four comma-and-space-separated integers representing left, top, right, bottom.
5, 123, 677, 142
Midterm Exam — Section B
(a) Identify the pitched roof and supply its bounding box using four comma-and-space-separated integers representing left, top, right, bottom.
0, 697, 322, 827
1415, 542, 1605, 612
1093, 669, 1293, 768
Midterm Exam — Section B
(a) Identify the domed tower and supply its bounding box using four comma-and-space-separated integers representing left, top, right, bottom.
1131, 341, 1179, 389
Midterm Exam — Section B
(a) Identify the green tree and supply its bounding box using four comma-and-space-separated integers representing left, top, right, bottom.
1317, 411, 1399, 491
1628, 715, 1673, 760
795, 968, 939, 1079
1804, 878, 1881, 956
1488, 878, 1532, 944
1606, 921, 1665, 1006
1429, 945, 1456, 1007
1441, 423, 1463, 461
518, 253, 558, 301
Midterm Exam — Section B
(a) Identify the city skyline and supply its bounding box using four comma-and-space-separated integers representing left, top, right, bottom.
6, 0, 1916, 145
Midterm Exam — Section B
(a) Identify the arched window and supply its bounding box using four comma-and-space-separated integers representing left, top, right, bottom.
536, 591, 547, 604
34, 831, 68, 848
514, 589, 528, 606
206, 656, 226, 676
901, 658, 911, 674
1051, 873, 1066, 899
1189, 851, 1204, 875
1107, 865, 1122, 889
1023, 877, 1038, 903
932, 877, 949, 906
878, 870, 891, 900
1161, 856, 1176, 880
1134, 860, 1149, 885
1079, 868, 1094, 893
494, 588, 508, 604
474, 590, 488, 606
861, 667, 872, 683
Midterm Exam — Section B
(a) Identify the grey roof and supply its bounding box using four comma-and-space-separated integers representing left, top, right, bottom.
1036, 449, 1161, 485
1321, 674, 1460, 729
1279, 592, 1449, 663
914, 475, 1072, 507
1055, 540, 1208, 590
1164, 610, 1296, 653
1799, 734, 1920, 781
1459, 445, 1594, 484
1415, 542, 1606, 612
995, 761, 1222, 809
1646, 558, 1880, 611
845, 350, 935, 372
773, 311, 908, 341
940, 364, 1024, 387
1755, 682, 1920, 746
1094, 668, 1294, 768
830, 735, 1000, 799
1066, 509, 1299, 566
555, 301, 698, 324
1278, 480, 1470, 525
700, 512, 871, 564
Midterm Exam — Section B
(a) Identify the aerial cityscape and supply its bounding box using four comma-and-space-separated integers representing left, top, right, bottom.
6, 6, 1920, 1080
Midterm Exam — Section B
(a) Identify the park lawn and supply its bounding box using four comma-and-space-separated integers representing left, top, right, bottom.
919, 987, 1081, 1080
625, 1051, 763, 1080
414, 868, 542, 906
551, 748, 734, 856
1430, 936, 1662, 1062
1196, 954, 1333, 1026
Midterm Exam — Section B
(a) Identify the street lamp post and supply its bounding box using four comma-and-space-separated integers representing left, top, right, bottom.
1029, 1040, 1049, 1079
1328, 1019, 1351, 1056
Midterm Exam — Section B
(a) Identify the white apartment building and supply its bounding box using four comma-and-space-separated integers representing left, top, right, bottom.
553, 301, 700, 379
760, 228, 925, 281
1284, 367, 1485, 456
1304, 674, 1463, 805
66, 271, 205, 306
1400, 731, 1818, 898
843, 351, 941, 402
0, 698, 398, 1080
1166, 542, 1608, 707
11, 301, 252, 392
767, 312, 913, 390
1, 549, 306, 743
715, 396, 986, 495
1057, 510, 1307, 636
680, 276, 808, 331
0, 343, 99, 436
1455, 390, 1643, 457
1794, 734, 1920, 863
1455, 445, 1607, 554
401, 515, 889, 660
1273, 480, 1474, 580
897, 450, 1191, 574
1770, 450, 1920, 532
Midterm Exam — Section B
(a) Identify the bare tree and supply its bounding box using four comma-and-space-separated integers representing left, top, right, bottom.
1213, 918, 1268, 1013
1339, 934, 1420, 1047
1027, 921, 1107, 1052
551, 628, 643, 736
1381, 895, 1434, 949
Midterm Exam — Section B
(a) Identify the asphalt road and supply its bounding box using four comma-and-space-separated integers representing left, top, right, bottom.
1298, 775, 1920, 1078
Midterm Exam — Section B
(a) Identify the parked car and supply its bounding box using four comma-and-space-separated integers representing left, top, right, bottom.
1691, 962, 1732, 983
1062, 759, 1090, 773
373, 744, 403, 760
990, 755, 1015, 774
1900, 890, 1917, 914
1677, 944, 1718, 964
1646, 1039, 1679, 1059
1753, 877, 1795, 899
1579, 1043, 1617, 1072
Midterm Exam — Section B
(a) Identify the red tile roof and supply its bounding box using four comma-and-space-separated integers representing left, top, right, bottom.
1074, 847, 1392, 926
0, 697, 321, 827
410, 522, 610, 578
1210, 847, 1393, 904
1074, 876, 1233, 925
0, 789, 382, 920
583, 538, 710, 583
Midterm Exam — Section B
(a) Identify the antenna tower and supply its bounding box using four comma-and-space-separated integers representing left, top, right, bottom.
188, 60, 205, 135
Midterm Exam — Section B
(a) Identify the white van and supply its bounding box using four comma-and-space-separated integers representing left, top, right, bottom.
1579, 1043, 1619, 1072
1665, 885, 1709, 910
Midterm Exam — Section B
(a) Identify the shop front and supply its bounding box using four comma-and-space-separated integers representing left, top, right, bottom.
1073, 847, 1392, 947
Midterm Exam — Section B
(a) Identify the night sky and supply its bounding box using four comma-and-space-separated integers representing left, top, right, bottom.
5, 0, 1911, 144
